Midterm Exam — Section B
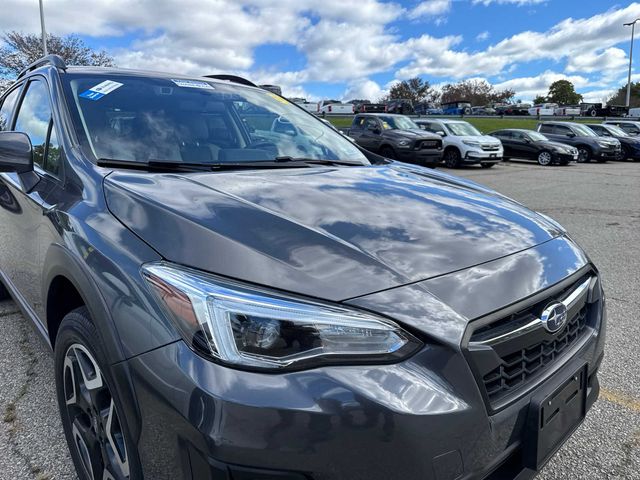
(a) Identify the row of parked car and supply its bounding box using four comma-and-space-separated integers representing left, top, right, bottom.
295, 97, 632, 119
346, 113, 640, 168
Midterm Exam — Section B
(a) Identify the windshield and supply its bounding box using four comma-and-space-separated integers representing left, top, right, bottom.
445, 122, 482, 136
62, 73, 368, 166
604, 125, 628, 137
570, 124, 598, 137
526, 131, 548, 141
379, 115, 418, 130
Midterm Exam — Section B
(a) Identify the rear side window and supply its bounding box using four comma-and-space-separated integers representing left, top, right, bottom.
553, 125, 571, 135
538, 124, 552, 133
14, 79, 61, 175
589, 125, 604, 134
621, 123, 640, 134
0, 87, 21, 131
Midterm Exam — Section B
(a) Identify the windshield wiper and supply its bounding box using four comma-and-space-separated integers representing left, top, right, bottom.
274, 156, 363, 166
97, 157, 364, 172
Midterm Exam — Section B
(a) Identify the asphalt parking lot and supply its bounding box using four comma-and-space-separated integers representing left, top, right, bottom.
0, 159, 638, 480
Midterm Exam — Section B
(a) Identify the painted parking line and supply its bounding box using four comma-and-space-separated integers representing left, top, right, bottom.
600, 388, 640, 412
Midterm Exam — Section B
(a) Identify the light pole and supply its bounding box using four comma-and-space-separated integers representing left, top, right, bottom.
39, 0, 47, 56
624, 19, 640, 107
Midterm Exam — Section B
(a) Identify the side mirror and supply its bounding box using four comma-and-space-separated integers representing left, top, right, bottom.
436, 131, 446, 137
524, 137, 531, 143
372, 127, 381, 135
567, 132, 576, 138
0, 132, 34, 174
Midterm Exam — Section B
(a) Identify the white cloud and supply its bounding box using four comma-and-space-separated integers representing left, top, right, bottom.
581, 89, 616, 104
493, 70, 592, 100
476, 31, 490, 41
342, 79, 388, 102
472, 0, 546, 5
566, 47, 628, 73
409, 0, 452, 19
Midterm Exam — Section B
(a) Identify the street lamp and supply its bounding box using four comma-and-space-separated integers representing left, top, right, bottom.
39, 0, 47, 56
623, 18, 640, 108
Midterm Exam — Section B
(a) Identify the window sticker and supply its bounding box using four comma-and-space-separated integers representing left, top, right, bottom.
267, 92, 289, 104
170, 79, 214, 90
79, 80, 123, 101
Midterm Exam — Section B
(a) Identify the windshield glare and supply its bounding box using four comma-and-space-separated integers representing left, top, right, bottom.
63, 74, 368, 165
604, 125, 628, 137
445, 122, 482, 136
527, 131, 548, 141
571, 124, 597, 137
379, 115, 418, 130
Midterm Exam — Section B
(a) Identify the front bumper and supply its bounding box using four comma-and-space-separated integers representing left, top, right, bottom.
397, 148, 444, 166
552, 151, 578, 163
126, 292, 605, 480
463, 149, 503, 164
594, 146, 620, 160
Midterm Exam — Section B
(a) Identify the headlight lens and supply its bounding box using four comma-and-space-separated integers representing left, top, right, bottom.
142, 263, 421, 370
597, 140, 610, 147
397, 139, 411, 147
462, 140, 480, 147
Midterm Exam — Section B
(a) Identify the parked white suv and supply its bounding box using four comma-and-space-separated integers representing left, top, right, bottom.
414, 119, 503, 168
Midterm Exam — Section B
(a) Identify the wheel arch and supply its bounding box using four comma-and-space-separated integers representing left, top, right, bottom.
42, 244, 125, 363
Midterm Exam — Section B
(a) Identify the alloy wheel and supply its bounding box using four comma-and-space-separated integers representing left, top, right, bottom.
63, 344, 130, 480
444, 150, 460, 168
537, 151, 552, 166
577, 148, 590, 163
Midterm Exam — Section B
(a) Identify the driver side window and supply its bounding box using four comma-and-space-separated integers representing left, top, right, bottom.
13, 78, 61, 175
364, 118, 378, 131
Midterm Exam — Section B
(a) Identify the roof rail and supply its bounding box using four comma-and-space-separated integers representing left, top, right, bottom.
18, 54, 67, 79
204, 74, 257, 88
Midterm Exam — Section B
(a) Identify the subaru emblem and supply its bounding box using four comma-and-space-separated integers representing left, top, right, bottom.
541, 302, 568, 333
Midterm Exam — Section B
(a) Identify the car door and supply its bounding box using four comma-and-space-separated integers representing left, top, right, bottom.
512, 131, 537, 159
495, 131, 516, 157
551, 125, 576, 146
360, 117, 383, 151
0, 76, 67, 319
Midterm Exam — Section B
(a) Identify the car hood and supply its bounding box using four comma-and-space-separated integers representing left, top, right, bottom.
536, 140, 576, 151
458, 135, 501, 145
104, 164, 561, 301
384, 129, 439, 140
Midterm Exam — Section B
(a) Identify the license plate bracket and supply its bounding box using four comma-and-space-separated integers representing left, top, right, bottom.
523, 363, 588, 470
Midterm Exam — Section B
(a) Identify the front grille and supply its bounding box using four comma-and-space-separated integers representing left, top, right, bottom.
419, 140, 441, 149
481, 144, 500, 151
483, 306, 588, 400
464, 274, 597, 411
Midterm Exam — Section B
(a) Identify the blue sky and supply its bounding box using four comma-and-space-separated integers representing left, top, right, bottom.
1, 1, 639, 102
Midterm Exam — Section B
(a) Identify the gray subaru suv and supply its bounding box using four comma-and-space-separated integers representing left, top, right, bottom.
0, 56, 606, 480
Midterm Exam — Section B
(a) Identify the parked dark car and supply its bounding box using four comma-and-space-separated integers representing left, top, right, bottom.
537, 121, 621, 162
585, 123, 640, 161
385, 98, 414, 114
580, 103, 628, 117
414, 102, 443, 115
490, 129, 579, 165
496, 103, 531, 115
354, 102, 386, 113
349, 113, 443, 166
441, 100, 472, 115
603, 120, 640, 136
0, 55, 606, 480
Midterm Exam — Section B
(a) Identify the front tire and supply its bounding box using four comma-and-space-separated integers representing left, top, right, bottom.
55, 307, 139, 480
618, 146, 629, 161
0, 281, 9, 301
443, 148, 461, 168
577, 146, 592, 163
380, 146, 397, 160
537, 150, 553, 166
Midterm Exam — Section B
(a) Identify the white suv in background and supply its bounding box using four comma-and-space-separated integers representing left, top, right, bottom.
415, 119, 503, 168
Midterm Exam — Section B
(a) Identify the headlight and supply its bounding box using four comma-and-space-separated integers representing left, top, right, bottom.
462, 140, 480, 147
142, 263, 421, 370
397, 139, 411, 147
597, 140, 610, 147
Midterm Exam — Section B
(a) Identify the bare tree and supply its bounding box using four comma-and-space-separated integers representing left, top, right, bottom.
0, 31, 115, 80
